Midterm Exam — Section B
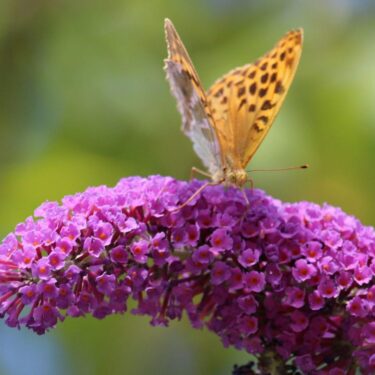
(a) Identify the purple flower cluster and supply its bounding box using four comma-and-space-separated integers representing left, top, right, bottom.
0, 175, 374, 373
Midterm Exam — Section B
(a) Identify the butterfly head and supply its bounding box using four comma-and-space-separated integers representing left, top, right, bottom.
225, 168, 248, 188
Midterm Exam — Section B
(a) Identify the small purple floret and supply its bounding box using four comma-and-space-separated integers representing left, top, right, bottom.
0, 175, 374, 373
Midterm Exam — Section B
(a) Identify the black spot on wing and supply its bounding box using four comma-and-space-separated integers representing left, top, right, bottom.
248, 104, 256, 112
238, 98, 247, 110
261, 100, 274, 110
259, 88, 268, 97
249, 83, 257, 95
248, 70, 256, 79
261, 73, 269, 83
275, 81, 285, 94
237, 87, 246, 98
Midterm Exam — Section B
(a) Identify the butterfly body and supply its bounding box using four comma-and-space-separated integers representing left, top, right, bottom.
210, 167, 247, 187
164, 19, 303, 188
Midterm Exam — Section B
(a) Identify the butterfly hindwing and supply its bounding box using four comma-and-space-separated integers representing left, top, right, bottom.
207, 29, 303, 170
164, 19, 223, 176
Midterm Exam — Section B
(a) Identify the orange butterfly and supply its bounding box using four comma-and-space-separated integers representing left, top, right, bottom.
164, 18, 303, 189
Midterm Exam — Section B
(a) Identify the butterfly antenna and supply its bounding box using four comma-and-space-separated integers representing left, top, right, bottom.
247, 164, 309, 173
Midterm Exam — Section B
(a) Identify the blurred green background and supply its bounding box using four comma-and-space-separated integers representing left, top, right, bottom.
0, 1, 374, 374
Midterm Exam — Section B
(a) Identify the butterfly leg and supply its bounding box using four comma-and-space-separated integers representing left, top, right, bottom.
241, 189, 250, 207
154, 178, 172, 201
190, 166, 212, 180
246, 176, 254, 191
171, 181, 220, 212
240, 176, 255, 208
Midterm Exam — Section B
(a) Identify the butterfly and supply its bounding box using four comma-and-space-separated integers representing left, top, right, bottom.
164, 18, 303, 189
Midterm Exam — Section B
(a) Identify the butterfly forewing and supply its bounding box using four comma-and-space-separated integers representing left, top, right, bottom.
164, 19, 223, 176
207, 29, 303, 170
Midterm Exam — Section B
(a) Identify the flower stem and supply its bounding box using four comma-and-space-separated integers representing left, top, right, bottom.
258, 349, 287, 374
232, 350, 288, 375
